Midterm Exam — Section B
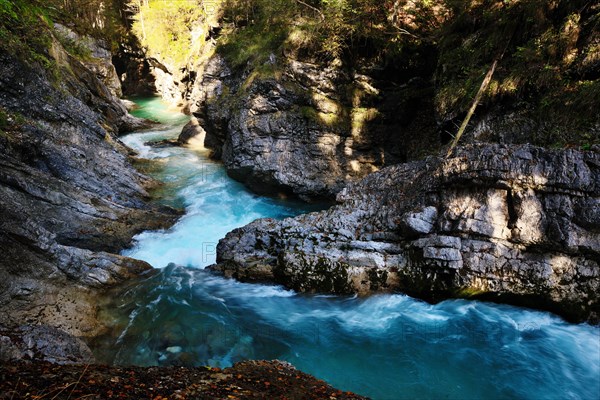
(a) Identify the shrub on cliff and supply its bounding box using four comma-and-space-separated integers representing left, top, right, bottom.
435, 0, 600, 147
0, 0, 54, 66
0, 0, 127, 66
124, 0, 598, 149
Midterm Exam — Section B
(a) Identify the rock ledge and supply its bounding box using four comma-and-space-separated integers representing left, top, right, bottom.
212, 144, 600, 323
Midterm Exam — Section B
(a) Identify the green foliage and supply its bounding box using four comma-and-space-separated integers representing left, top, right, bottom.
125, 0, 598, 148
126, 0, 417, 70
320, 0, 353, 59
0, 107, 26, 139
455, 286, 486, 298
55, 31, 93, 60
434, 0, 599, 146
44, 0, 129, 51
217, 0, 403, 63
129, 0, 209, 67
219, 24, 288, 68
0, 0, 18, 19
0, 0, 130, 65
0, 1, 55, 70
318, 0, 397, 59
217, 0, 297, 68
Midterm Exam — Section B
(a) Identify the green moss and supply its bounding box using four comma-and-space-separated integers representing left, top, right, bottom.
277, 252, 353, 294
299, 105, 343, 128
0, 107, 25, 127
455, 286, 487, 298
0, 0, 58, 76
367, 268, 388, 291
300, 106, 319, 122
240, 63, 282, 92
0, 107, 27, 140
55, 32, 92, 60
351, 107, 379, 135
312, 256, 352, 294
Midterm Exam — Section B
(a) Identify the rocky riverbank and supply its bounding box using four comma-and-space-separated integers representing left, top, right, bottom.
0, 17, 365, 398
0, 21, 178, 347
211, 144, 600, 323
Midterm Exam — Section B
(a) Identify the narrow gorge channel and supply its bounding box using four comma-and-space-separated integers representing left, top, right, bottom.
90, 98, 600, 400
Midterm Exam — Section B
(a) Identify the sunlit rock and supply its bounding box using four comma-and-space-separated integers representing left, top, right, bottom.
212, 144, 600, 322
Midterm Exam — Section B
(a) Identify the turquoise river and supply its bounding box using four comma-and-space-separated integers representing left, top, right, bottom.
91, 98, 600, 400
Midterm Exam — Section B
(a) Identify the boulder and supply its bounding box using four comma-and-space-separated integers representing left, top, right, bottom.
54, 23, 123, 98
178, 117, 206, 146
0, 325, 95, 365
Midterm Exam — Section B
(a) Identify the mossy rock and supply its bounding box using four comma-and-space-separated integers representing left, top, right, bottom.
454, 286, 487, 299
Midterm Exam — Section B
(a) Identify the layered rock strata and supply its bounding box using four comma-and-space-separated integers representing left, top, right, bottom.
183, 55, 426, 201
212, 144, 600, 323
0, 30, 178, 341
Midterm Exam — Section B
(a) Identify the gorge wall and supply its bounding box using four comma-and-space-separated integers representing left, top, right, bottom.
185, 54, 419, 200
0, 8, 376, 395
0, 8, 178, 363
136, 0, 598, 201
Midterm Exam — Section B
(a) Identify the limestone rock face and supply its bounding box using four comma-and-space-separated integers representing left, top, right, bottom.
0, 39, 179, 340
187, 55, 413, 201
211, 144, 600, 323
51, 24, 153, 133
54, 23, 122, 98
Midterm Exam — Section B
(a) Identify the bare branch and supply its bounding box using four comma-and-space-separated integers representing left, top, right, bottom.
295, 0, 324, 21
446, 59, 498, 158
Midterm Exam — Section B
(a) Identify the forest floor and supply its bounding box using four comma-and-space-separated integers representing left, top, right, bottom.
0, 360, 367, 399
